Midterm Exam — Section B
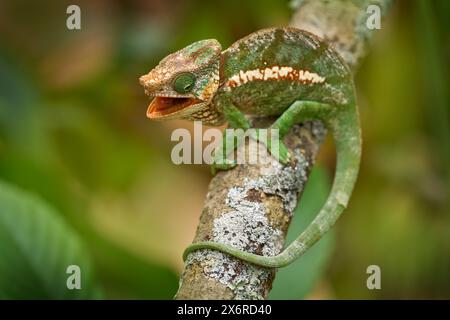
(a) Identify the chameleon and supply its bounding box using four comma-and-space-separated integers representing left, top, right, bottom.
139, 27, 361, 268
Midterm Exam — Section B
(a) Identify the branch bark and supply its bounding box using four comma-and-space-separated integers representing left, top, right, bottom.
175, 0, 393, 300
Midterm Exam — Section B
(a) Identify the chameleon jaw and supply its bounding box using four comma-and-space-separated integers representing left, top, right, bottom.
146, 96, 203, 119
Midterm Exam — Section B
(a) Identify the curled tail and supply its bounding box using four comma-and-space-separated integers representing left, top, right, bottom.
183, 106, 361, 268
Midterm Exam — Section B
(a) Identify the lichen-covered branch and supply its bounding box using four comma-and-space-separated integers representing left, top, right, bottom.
175, 0, 393, 300
176, 120, 326, 299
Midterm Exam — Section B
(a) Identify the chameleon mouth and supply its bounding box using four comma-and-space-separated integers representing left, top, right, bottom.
147, 96, 202, 119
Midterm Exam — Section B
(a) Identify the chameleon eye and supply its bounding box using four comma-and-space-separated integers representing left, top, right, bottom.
173, 72, 196, 94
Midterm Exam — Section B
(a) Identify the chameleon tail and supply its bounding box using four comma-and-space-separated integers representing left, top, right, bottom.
183, 106, 361, 268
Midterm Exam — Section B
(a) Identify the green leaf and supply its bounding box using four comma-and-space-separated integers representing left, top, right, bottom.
84, 231, 179, 299
269, 167, 335, 299
0, 181, 101, 299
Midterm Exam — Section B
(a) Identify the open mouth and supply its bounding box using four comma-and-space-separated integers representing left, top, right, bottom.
146, 96, 202, 118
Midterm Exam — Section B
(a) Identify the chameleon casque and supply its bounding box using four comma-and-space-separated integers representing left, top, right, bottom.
139, 27, 361, 268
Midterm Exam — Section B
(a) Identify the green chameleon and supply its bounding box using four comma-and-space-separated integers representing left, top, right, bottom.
139, 27, 361, 268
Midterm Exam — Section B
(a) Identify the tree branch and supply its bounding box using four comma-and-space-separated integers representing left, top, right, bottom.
175, 0, 393, 300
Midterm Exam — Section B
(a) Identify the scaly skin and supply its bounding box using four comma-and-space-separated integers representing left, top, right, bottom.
139, 27, 361, 268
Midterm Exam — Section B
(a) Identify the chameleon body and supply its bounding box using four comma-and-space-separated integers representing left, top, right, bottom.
139, 27, 361, 268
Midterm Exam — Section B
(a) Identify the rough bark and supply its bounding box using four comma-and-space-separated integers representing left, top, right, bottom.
175, 0, 393, 300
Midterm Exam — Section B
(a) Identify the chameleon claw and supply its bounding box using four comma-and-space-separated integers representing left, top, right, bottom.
249, 129, 291, 165
268, 139, 290, 164
276, 141, 290, 164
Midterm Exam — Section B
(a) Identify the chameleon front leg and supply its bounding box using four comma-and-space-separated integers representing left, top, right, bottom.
184, 100, 363, 268
212, 100, 321, 174
214, 100, 332, 173
211, 104, 250, 175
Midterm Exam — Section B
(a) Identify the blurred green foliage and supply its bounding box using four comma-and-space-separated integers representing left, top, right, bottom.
0, 181, 101, 299
0, 0, 449, 299
270, 168, 335, 299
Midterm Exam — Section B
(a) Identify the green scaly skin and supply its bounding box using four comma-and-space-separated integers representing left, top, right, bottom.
139, 27, 361, 268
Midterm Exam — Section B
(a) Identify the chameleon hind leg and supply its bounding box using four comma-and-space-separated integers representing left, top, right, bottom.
269, 100, 332, 138
185, 101, 334, 267
211, 103, 291, 174
230, 100, 333, 167
211, 101, 306, 174
263, 100, 332, 164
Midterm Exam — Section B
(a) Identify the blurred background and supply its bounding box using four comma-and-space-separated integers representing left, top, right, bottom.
0, 0, 449, 299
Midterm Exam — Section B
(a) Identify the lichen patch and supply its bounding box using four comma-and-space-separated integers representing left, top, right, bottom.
214, 191, 283, 256
185, 250, 272, 300
250, 151, 310, 214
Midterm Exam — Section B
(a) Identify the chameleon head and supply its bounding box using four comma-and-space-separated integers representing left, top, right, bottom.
139, 39, 224, 125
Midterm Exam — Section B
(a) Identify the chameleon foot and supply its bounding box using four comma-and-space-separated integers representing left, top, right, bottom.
249, 129, 291, 164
